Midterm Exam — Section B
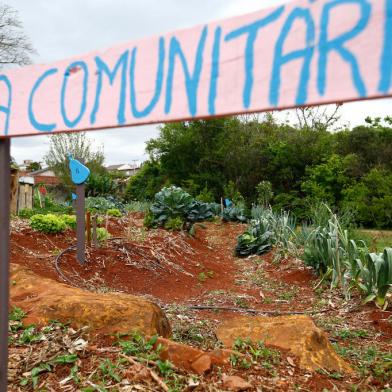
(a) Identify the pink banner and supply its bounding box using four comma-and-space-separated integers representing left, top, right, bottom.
0, 0, 391, 137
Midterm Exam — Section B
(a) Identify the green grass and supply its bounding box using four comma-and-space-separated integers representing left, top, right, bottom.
353, 229, 392, 252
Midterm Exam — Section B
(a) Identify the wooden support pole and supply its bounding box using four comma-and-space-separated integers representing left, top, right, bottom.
86, 211, 91, 247
0, 138, 10, 392
76, 184, 85, 264
92, 215, 98, 248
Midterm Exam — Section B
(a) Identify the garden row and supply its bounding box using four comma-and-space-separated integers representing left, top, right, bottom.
236, 205, 392, 310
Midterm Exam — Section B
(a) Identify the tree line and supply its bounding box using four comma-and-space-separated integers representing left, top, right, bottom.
125, 114, 392, 229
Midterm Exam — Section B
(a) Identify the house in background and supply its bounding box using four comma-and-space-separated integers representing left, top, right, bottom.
106, 163, 140, 177
27, 168, 60, 186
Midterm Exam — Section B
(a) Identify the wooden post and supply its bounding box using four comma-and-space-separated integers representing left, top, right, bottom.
0, 138, 10, 392
86, 210, 91, 247
92, 215, 98, 248
76, 184, 85, 264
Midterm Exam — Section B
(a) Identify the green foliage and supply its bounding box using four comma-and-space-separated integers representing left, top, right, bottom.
86, 196, 124, 213
256, 181, 274, 208
44, 132, 105, 190
301, 154, 352, 206
60, 214, 76, 230
235, 219, 273, 257
86, 171, 117, 197
124, 201, 151, 213
164, 217, 184, 231
236, 207, 296, 257
125, 161, 166, 201
136, 116, 392, 228
224, 181, 245, 204
356, 248, 392, 309
30, 214, 67, 234
107, 208, 121, 217
195, 185, 215, 203
222, 205, 248, 223
230, 337, 280, 371
95, 228, 110, 242
342, 168, 392, 229
18, 208, 36, 219
148, 186, 216, 229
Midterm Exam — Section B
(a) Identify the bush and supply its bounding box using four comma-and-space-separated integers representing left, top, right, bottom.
60, 214, 76, 230
96, 227, 111, 242
18, 209, 36, 219
107, 208, 121, 217
30, 214, 66, 234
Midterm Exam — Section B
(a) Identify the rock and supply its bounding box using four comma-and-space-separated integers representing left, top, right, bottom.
216, 315, 352, 373
190, 354, 211, 374
222, 375, 252, 391
156, 338, 232, 374
9, 264, 171, 337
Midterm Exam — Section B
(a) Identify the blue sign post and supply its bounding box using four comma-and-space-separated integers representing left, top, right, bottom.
68, 155, 90, 264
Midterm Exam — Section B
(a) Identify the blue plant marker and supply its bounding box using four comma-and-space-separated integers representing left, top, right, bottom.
68, 154, 90, 184
72, 192, 77, 201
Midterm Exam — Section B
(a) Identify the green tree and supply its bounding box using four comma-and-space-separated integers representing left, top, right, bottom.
301, 154, 352, 206
44, 132, 105, 189
342, 168, 392, 228
125, 161, 167, 200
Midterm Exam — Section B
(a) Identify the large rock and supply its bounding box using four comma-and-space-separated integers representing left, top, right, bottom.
9, 264, 171, 337
216, 315, 352, 373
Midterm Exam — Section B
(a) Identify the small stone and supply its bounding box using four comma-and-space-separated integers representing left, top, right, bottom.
222, 375, 252, 391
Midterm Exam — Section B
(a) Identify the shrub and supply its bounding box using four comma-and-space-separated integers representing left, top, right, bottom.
60, 214, 76, 230
107, 208, 121, 217
18, 209, 36, 219
256, 181, 273, 208
30, 214, 66, 234
96, 227, 111, 242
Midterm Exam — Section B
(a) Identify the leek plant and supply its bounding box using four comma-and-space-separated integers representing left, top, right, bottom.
356, 248, 392, 309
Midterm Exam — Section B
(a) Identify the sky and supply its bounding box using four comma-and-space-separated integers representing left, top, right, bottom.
8, 0, 392, 166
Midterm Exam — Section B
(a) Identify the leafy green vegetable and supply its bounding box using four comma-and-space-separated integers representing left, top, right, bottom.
235, 219, 273, 257
30, 214, 66, 234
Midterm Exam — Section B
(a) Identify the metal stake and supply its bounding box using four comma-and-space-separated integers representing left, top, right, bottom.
76, 184, 85, 264
0, 138, 10, 392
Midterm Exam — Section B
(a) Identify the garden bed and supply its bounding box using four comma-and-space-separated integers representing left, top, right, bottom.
8, 214, 392, 391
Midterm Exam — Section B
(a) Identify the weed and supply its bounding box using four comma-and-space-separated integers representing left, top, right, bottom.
333, 328, 369, 339
98, 359, 121, 383
230, 337, 280, 372
18, 325, 43, 344
333, 344, 392, 381
20, 363, 51, 388
117, 333, 162, 362
234, 297, 250, 309
198, 272, 207, 282
278, 288, 298, 301
156, 359, 173, 375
